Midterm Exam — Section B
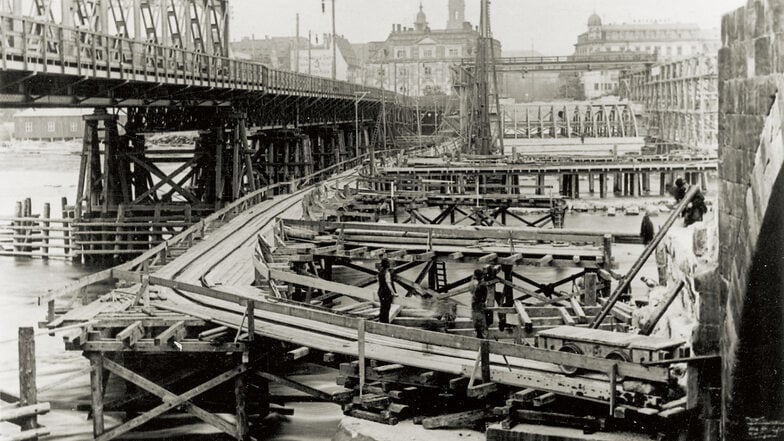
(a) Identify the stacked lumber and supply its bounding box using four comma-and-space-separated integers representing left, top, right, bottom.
337, 361, 497, 429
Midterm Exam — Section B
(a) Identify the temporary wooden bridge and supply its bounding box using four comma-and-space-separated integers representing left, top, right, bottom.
31, 160, 698, 440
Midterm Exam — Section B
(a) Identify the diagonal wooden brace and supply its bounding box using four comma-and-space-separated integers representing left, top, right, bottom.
97, 359, 248, 441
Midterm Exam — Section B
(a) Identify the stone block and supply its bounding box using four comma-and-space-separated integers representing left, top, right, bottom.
693, 324, 722, 355
754, 36, 773, 76
719, 47, 733, 85
751, 0, 767, 38
758, 76, 778, 115
776, 33, 784, 74
734, 8, 747, 43
694, 265, 722, 322
730, 41, 750, 79
774, 1, 784, 34
721, 12, 735, 46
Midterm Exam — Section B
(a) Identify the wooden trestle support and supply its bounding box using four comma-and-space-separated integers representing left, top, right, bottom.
66, 106, 395, 263
76, 313, 254, 441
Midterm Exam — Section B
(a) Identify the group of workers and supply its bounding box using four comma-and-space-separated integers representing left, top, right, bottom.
375, 258, 509, 338
374, 177, 707, 334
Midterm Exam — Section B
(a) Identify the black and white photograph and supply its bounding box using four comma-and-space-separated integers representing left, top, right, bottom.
0, 0, 782, 440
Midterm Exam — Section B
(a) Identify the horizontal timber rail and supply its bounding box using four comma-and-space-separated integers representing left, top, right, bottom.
284, 219, 611, 247
106, 268, 669, 384
0, 14, 405, 106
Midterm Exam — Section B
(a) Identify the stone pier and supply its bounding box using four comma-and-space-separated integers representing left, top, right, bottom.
718, 0, 784, 438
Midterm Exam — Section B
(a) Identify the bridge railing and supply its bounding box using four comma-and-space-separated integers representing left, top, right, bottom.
0, 13, 395, 102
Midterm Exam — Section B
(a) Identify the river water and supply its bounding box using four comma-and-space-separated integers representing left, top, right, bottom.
0, 141, 696, 440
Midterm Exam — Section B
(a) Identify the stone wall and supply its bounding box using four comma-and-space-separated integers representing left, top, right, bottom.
718, 0, 784, 437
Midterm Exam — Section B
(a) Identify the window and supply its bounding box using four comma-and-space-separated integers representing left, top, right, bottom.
677, 46, 682, 55
47, 121, 55, 132
25, 121, 33, 133
423, 49, 433, 58
70, 121, 78, 132
594, 84, 599, 91
396, 49, 406, 58
423, 66, 432, 75
448, 48, 458, 57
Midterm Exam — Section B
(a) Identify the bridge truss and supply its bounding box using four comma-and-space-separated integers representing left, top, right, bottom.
620, 54, 718, 153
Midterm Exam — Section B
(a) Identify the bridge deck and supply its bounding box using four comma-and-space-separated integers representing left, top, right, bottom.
0, 14, 399, 106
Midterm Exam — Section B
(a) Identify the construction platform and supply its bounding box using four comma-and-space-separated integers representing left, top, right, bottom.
29, 160, 702, 441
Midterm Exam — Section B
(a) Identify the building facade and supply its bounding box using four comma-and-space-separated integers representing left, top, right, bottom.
573, 14, 720, 99
230, 36, 307, 70
291, 35, 364, 84
364, 1, 500, 96
13, 108, 92, 141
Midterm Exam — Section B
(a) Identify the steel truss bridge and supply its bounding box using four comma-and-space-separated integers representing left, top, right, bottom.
0, 2, 425, 260
461, 53, 657, 73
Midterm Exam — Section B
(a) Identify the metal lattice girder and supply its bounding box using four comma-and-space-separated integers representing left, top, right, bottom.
499, 102, 639, 139
620, 54, 718, 151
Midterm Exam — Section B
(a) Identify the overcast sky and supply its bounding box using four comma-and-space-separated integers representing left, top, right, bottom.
230, 0, 742, 54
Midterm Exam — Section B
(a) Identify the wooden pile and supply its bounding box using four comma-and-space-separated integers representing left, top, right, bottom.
1, 328, 51, 441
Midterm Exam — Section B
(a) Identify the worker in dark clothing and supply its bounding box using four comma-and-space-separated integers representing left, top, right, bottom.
640, 209, 655, 245
470, 269, 489, 339
674, 178, 687, 203
376, 258, 396, 324
673, 177, 707, 226
685, 189, 707, 226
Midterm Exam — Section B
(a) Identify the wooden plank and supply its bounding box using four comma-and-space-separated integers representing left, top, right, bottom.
513, 409, 600, 430
115, 321, 145, 347
467, 382, 497, 399
0, 403, 51, 422
153, 321, 186, 346
284, 347, 310, 361
254, 371, 335, 402
373, 364, 406, 375
498, 254, 523, 265
347, 409, 398, 425
537, 255, 554, 266
556, 307, 576, 326
569, 298, 587, 324
422, 408, 491, 429
533, 392, 556, 407
4, 427, 51, 441
478, 253, 498, 264
513, 301, 533, 332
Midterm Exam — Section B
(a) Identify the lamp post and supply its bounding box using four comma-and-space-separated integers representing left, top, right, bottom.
331, 0, 336, 80
355, 91, 368, 160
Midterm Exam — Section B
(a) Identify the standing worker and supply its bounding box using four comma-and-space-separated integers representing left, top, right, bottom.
640, 208, 655, 245
470, 269, 489, 339
376, 258, 396, 323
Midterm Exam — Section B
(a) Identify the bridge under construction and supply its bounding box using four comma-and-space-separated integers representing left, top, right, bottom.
1, 1, 782, 441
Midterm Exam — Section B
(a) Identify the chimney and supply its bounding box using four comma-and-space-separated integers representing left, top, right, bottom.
392, 24, 396, 33
397, 24, 402, 32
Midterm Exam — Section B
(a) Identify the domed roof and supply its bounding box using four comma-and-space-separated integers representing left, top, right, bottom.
588, 13, 602, 27
415, 4, 427, 24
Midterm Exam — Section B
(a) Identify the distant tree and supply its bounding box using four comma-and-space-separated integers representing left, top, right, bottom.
556, 72, 586, 100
